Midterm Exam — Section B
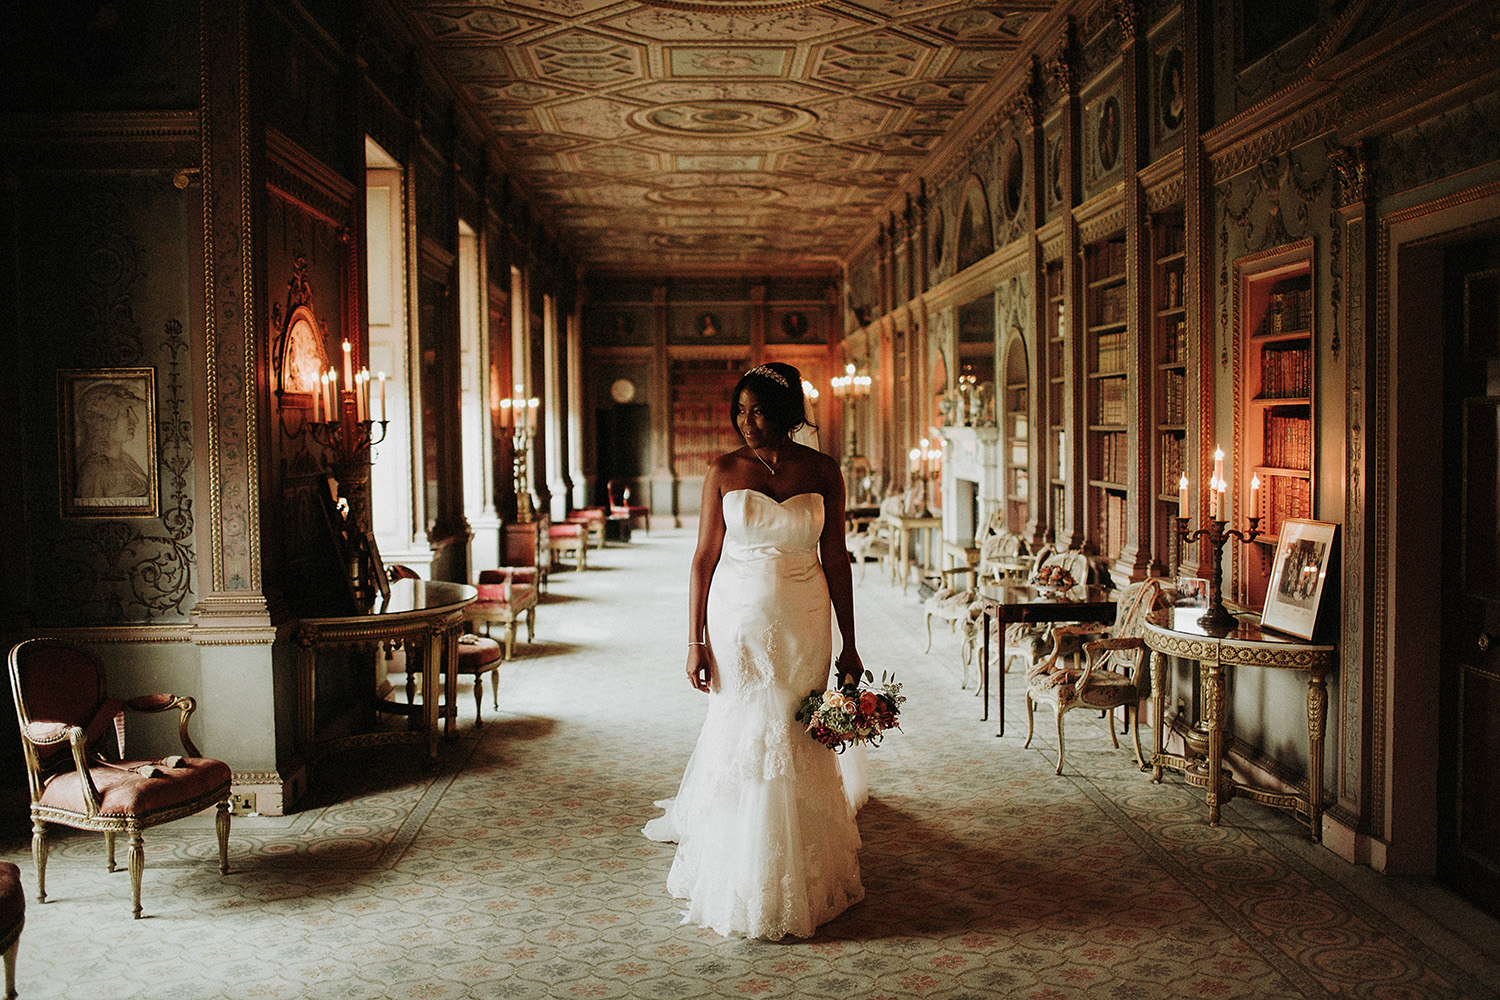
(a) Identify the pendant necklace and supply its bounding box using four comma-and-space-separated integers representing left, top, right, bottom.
753, 447, 779, 476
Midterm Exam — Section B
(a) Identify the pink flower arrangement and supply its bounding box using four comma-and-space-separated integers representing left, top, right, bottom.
1029, 564, 1077, 592
795, 670, 904, 753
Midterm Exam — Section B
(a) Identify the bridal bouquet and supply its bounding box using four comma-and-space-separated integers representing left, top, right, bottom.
795, 671, 904, 753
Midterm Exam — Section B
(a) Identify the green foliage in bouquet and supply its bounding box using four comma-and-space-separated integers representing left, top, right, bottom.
795, 670, 905, 753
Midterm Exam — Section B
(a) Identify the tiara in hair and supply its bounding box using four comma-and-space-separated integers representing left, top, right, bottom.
745, 364, 791, 389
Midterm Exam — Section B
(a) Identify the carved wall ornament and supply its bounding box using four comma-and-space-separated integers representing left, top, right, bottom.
1108, 0, 1140, 43
1329, 141, 1370, 207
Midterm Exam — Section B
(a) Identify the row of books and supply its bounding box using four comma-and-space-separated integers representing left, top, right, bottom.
1093, 430, 1129, 485
1259, 344, 1312, 398
1097, 377, 1128, 425
1160, 266, 1184, 310
1263, 414, 1312, 470
1259, 475, 1312, 538
1160, 369, 1187, 425
1159, 432, 1186, 497
1097, 490, 1128, 560
1093, 282, 1127, 327
1159, 317, 1188, 364
1094, 331, 1127, 373
1091, 239, 1127, 278
1258, 286, 1313, 336
1157, 224, 1185, 258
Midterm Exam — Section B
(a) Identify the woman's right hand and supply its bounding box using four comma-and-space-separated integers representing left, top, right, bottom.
687, 644, 714, 693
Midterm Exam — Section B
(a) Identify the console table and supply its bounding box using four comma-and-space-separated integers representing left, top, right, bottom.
1142, 607, 1336, 840
290, 579, 477, 770
882, 511, 942, 592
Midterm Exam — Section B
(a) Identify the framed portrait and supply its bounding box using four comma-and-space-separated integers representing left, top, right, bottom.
1159, 45, 1185, 135
1175, 575, 1209, 608
1096, 94, 1121, 174
57, 368, 159, 518
1261, 518, 1338, 640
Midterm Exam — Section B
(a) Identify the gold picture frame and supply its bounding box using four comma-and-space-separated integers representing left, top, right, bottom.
57, 368, 159, 518
1260, 518, 1338, 640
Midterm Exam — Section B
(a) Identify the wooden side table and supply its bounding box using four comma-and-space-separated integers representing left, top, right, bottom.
882, 511, 942, 592
1143, 607, 1336, 840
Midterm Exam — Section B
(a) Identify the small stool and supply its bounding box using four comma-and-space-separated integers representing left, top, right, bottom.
0, 861, 24, 999
450, 635, 503, 728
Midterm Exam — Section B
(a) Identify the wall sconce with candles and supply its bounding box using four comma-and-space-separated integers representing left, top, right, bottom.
831, 363, 872, 454
271, 260, 387, 462
1176, 445, 1261, 635
499, 383, 540, 523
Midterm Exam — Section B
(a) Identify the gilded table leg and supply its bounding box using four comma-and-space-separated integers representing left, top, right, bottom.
1151, 647, 1167, 782
1205, 658, 1225, 826
979, 608, 991, 724
1307, 666, 1328, 842
443, 622, 460, 738
416, 633, 440, 762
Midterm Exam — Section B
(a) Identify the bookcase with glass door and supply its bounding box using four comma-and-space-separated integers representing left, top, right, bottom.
1085, 236, 1129, 564
1153, 214, 1188, 575
1044, 261, 1066, 543
1234, 243, 1315, 607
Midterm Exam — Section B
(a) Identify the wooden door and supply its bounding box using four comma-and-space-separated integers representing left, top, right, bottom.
1439, 242, 1500, 915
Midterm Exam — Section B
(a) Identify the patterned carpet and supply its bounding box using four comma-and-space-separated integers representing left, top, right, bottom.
5, 522, 1499, 999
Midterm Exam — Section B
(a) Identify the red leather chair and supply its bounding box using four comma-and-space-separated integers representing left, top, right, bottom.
608, 479, 650, 535
7, 638, 231, 919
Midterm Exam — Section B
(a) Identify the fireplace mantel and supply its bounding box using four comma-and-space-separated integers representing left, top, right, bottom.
936, 425, 1001, 546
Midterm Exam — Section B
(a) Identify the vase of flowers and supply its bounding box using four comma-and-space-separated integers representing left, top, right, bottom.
1029, 564, 1077, 599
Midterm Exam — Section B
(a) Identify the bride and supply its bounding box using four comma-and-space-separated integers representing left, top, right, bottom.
644, 361, 867, 940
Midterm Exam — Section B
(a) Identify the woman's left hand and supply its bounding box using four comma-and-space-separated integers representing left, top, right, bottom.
835, 648, 864, 689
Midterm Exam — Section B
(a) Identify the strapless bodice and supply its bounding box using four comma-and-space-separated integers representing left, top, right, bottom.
720, 489, 823, 560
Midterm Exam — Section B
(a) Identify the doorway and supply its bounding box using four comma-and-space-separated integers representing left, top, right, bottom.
1438, 236, 1500, 916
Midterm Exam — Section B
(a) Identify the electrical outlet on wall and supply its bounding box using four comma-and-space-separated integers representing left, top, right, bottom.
228, 792, 257, 815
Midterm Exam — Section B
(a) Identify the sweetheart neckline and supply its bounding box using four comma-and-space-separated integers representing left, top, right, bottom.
724, 488, 820, 506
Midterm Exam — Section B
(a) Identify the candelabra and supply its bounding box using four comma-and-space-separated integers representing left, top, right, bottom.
500, 386, 540, 523
277, 355, 389, 462
1176, 513, 1260, 635
907, 438, 941, 515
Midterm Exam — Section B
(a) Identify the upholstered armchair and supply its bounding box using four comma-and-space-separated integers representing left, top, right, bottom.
844, 515, 890, 582
607, 480, 650, 535
7, 638, 231, 919
1023, 578, 1167, 775
469, 568, 539, 662
548, 521, 588, 571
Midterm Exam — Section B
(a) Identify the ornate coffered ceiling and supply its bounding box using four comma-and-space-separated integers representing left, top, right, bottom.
398, 1, 1059, 274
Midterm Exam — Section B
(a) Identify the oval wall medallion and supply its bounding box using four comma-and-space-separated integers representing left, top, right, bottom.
630, 101, 814, 137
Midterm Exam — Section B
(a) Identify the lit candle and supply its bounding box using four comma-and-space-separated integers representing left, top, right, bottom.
499, 398, 512, 429
527, 397, 539, 430
1213, 446, 1224, 486
1178, 474, 1189, 511
377, 371, 387, 422
312, 375, 323, 423
342, 341, 354, 391
1250, 474, 1260, 516
1209, 476, 1220, 519
909, 447, 921, 473
323, 369, 334, 420
354, 370, 365, 422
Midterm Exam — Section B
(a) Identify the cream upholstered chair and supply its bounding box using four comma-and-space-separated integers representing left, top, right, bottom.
1023, 578, 1167, 775
7, 638, 231, 919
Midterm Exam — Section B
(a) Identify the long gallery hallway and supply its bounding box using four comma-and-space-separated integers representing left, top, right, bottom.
5, 524, 1500, 999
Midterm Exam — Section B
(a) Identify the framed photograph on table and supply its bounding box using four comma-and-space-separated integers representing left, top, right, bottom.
57, 367, 158, 518
1261, 518, 1338, 640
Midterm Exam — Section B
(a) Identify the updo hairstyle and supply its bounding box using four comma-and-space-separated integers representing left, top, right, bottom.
730, 362, 812, 438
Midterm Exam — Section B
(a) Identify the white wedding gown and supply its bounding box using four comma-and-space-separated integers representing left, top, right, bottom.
644, 488, 866, 939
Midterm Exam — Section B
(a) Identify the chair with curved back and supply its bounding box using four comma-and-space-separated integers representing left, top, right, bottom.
1023, 577, 1168, 775
608, 480, 650, 535
7, 637, 231, 919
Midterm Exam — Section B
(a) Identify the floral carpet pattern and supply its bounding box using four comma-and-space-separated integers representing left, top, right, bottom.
5, 525, 1498, 999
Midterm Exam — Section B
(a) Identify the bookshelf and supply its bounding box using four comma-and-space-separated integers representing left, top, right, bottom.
1003, 339, 1029, 534
1085, 236, 1129, 563
1236, 250, 1315, 607
1045, 261, 1066, 542
1153, 215, 1188, 573
670, 358, 746, 479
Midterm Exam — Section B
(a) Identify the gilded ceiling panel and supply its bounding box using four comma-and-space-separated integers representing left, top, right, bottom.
396, 0, 1061, 272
